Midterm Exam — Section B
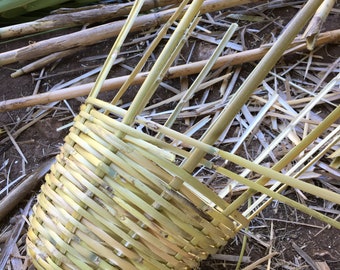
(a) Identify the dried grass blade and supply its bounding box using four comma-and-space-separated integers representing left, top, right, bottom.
242, 252, 279, 270
292, 242, 319, 270
217, 93, 279, 195
3, 126, 27, 163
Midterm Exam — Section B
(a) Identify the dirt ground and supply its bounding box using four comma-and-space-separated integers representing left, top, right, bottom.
0, 1, 339, 269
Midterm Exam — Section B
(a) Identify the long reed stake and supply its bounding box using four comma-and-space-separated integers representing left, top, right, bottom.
120, 0, 205, 128
180, 0, 324, 173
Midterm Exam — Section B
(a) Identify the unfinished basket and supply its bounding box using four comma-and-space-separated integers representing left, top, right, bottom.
27, 0, 340, 269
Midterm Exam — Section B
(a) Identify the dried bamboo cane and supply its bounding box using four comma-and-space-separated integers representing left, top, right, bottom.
0, 0, 261, 66
10, 47, 82, 78
0, 0, 182, 39
0, 28, 338, 112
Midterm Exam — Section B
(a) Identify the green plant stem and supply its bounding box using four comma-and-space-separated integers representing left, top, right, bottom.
235, 199, 250, 270
221, 104, 340, 216
216, 166, 340, 230
87, 0, 145, 99
180, 0, 324, 173
108, 0, 191, 107
0, 0, 35, 13
120, 0, 205, 127
158, 23, 238, 138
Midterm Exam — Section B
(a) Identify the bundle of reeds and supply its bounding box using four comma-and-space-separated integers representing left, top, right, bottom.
24, 0, 339, 269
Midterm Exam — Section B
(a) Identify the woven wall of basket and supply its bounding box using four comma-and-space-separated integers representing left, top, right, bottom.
26, 0, 340, 269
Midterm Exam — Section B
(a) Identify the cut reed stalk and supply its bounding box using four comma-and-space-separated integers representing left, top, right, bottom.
11, 47, 83, 78
302, 0, 336, 50
1, 28, 338, 112
0, 0, 182, 39
159, 23, 238, 136
107, 0, 192, 108
0, 0, 260, 66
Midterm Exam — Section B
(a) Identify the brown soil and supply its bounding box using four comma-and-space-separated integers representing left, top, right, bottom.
1, 1, 339, 269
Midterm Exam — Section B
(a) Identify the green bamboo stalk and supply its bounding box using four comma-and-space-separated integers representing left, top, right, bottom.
216, 166, 340, 230
236, 200, 250, 270
180, 0, 324, 173
114, 14, 200, 139
218, 70, 340, 199
62, 0, 145, 164
87, 0, 146, 99
108, 0, 191, 107
120, 0, 205, 128
157, 23, 238, 138
221, 104, 340, 217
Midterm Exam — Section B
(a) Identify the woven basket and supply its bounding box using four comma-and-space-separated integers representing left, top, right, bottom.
27, 1, 340, 269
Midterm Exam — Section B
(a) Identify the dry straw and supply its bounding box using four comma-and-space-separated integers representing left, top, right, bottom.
27, 0, 339, 269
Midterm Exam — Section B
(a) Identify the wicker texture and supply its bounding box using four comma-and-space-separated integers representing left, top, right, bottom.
27, 100, 250, 269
